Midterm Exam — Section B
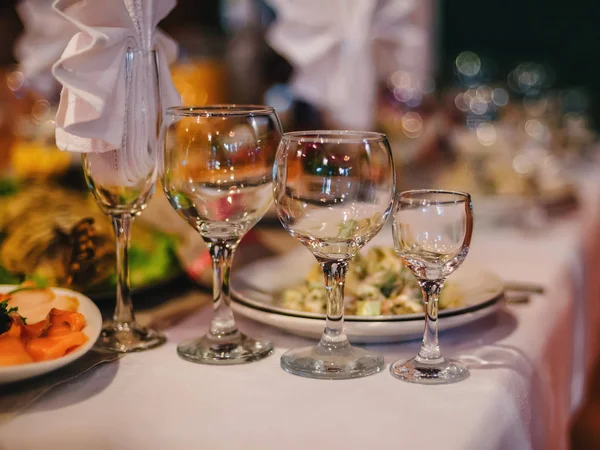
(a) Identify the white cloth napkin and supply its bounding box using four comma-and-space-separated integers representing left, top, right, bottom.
14, 0, 78, 97
52, 0, 181, 186
266, 0, 426, 130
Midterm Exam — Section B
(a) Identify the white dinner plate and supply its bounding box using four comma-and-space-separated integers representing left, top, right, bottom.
231, 232, 504, 343
0, 286, 102, 384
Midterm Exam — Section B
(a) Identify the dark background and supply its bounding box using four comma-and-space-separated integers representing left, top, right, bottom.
440, 0, 600, 123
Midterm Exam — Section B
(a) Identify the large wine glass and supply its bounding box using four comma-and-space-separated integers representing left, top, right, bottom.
82, 49, 166, 352
391, 190, 473, 384
273, 131, 395, 379
161, 105, 281, 364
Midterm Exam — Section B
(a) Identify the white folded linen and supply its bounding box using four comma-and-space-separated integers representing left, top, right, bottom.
52, 0, 181, 186
14, 0, 78, 97
266, 0, 426, 129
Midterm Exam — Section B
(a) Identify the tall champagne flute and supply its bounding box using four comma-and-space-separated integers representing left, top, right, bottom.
161, 105, 281, 364
391, 190, 473, 384
273, 131, 395, 379
82, 49, 166, 352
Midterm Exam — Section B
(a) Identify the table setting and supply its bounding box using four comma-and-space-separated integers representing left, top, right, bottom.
0, 1, 600, 450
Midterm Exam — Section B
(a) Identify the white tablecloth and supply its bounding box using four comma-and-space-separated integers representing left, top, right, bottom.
3, 175, 600, 450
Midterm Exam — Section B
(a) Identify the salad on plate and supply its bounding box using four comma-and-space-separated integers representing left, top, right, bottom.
280, 247, 463, 316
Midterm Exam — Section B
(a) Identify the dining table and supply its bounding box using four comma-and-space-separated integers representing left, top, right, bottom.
3, 166, 600, 450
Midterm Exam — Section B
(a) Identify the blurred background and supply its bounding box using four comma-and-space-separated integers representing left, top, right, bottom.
0, 0, 596, 311
2, 1, 596, 113
0, 2, 595, 292
0, 0, 598, 446
0, 0, 596, 187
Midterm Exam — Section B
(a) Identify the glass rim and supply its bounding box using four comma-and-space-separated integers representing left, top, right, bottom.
282, 130, 387, 144
165, 105, 276, 117
396, 189, 471, 205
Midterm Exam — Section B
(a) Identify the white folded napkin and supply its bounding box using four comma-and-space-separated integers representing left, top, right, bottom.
52, 0, 181, 186
14, 0, 78, 98
266, 0, 426, 130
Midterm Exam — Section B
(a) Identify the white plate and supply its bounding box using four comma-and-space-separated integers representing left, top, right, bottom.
0, 286, 102, 384
231, 233, 504, 343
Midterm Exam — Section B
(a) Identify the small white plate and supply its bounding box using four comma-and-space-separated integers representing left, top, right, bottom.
0, 286, 102, 384
231, 232, 504, 343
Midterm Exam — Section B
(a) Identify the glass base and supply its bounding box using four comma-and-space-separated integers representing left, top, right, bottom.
96, 321, 166, 353
280, 342, 384, 380
177, 331, 273, 365
390, 356, 469, 384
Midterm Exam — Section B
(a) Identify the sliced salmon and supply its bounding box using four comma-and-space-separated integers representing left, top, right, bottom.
49, 309, 86, 332
25, 332, 88, 362
0, 336, 34, 366
22, 317, 51, 338
46, 323, 72, 337
4, 322, 22, 338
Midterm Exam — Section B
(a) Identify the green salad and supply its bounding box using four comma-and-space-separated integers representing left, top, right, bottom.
281, 247, 463, 316
89, 228, 180, 293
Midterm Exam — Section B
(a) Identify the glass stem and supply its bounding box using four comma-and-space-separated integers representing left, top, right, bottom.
207, 239, 239, 337
417, 279, 444, 363
112, 214, 135, 324
318, 259, 349, 349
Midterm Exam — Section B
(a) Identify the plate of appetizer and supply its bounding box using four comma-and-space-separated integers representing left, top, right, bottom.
231, 233, 504, 343
0, 181, 182, 300
0, 284, 102, 384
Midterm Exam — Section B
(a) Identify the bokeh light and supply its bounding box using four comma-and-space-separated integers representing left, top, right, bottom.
401, 112, 423, 139
264, 84, 294, 114
469, 97, 488, 115
476, 123, 497, 146
456, 51, 481, 77
525, 119, 546, 140
491, 88, 509, 106
31, 100, 51, 123
6, 70, 24, 92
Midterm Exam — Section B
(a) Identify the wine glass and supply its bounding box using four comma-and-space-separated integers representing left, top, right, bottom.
391, 190, 473, 384
161, 105, 281, 364
273, 131, 395, 379
82, 49, 166, 352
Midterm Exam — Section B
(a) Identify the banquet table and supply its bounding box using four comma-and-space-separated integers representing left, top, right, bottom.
3, 171, 600, 450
